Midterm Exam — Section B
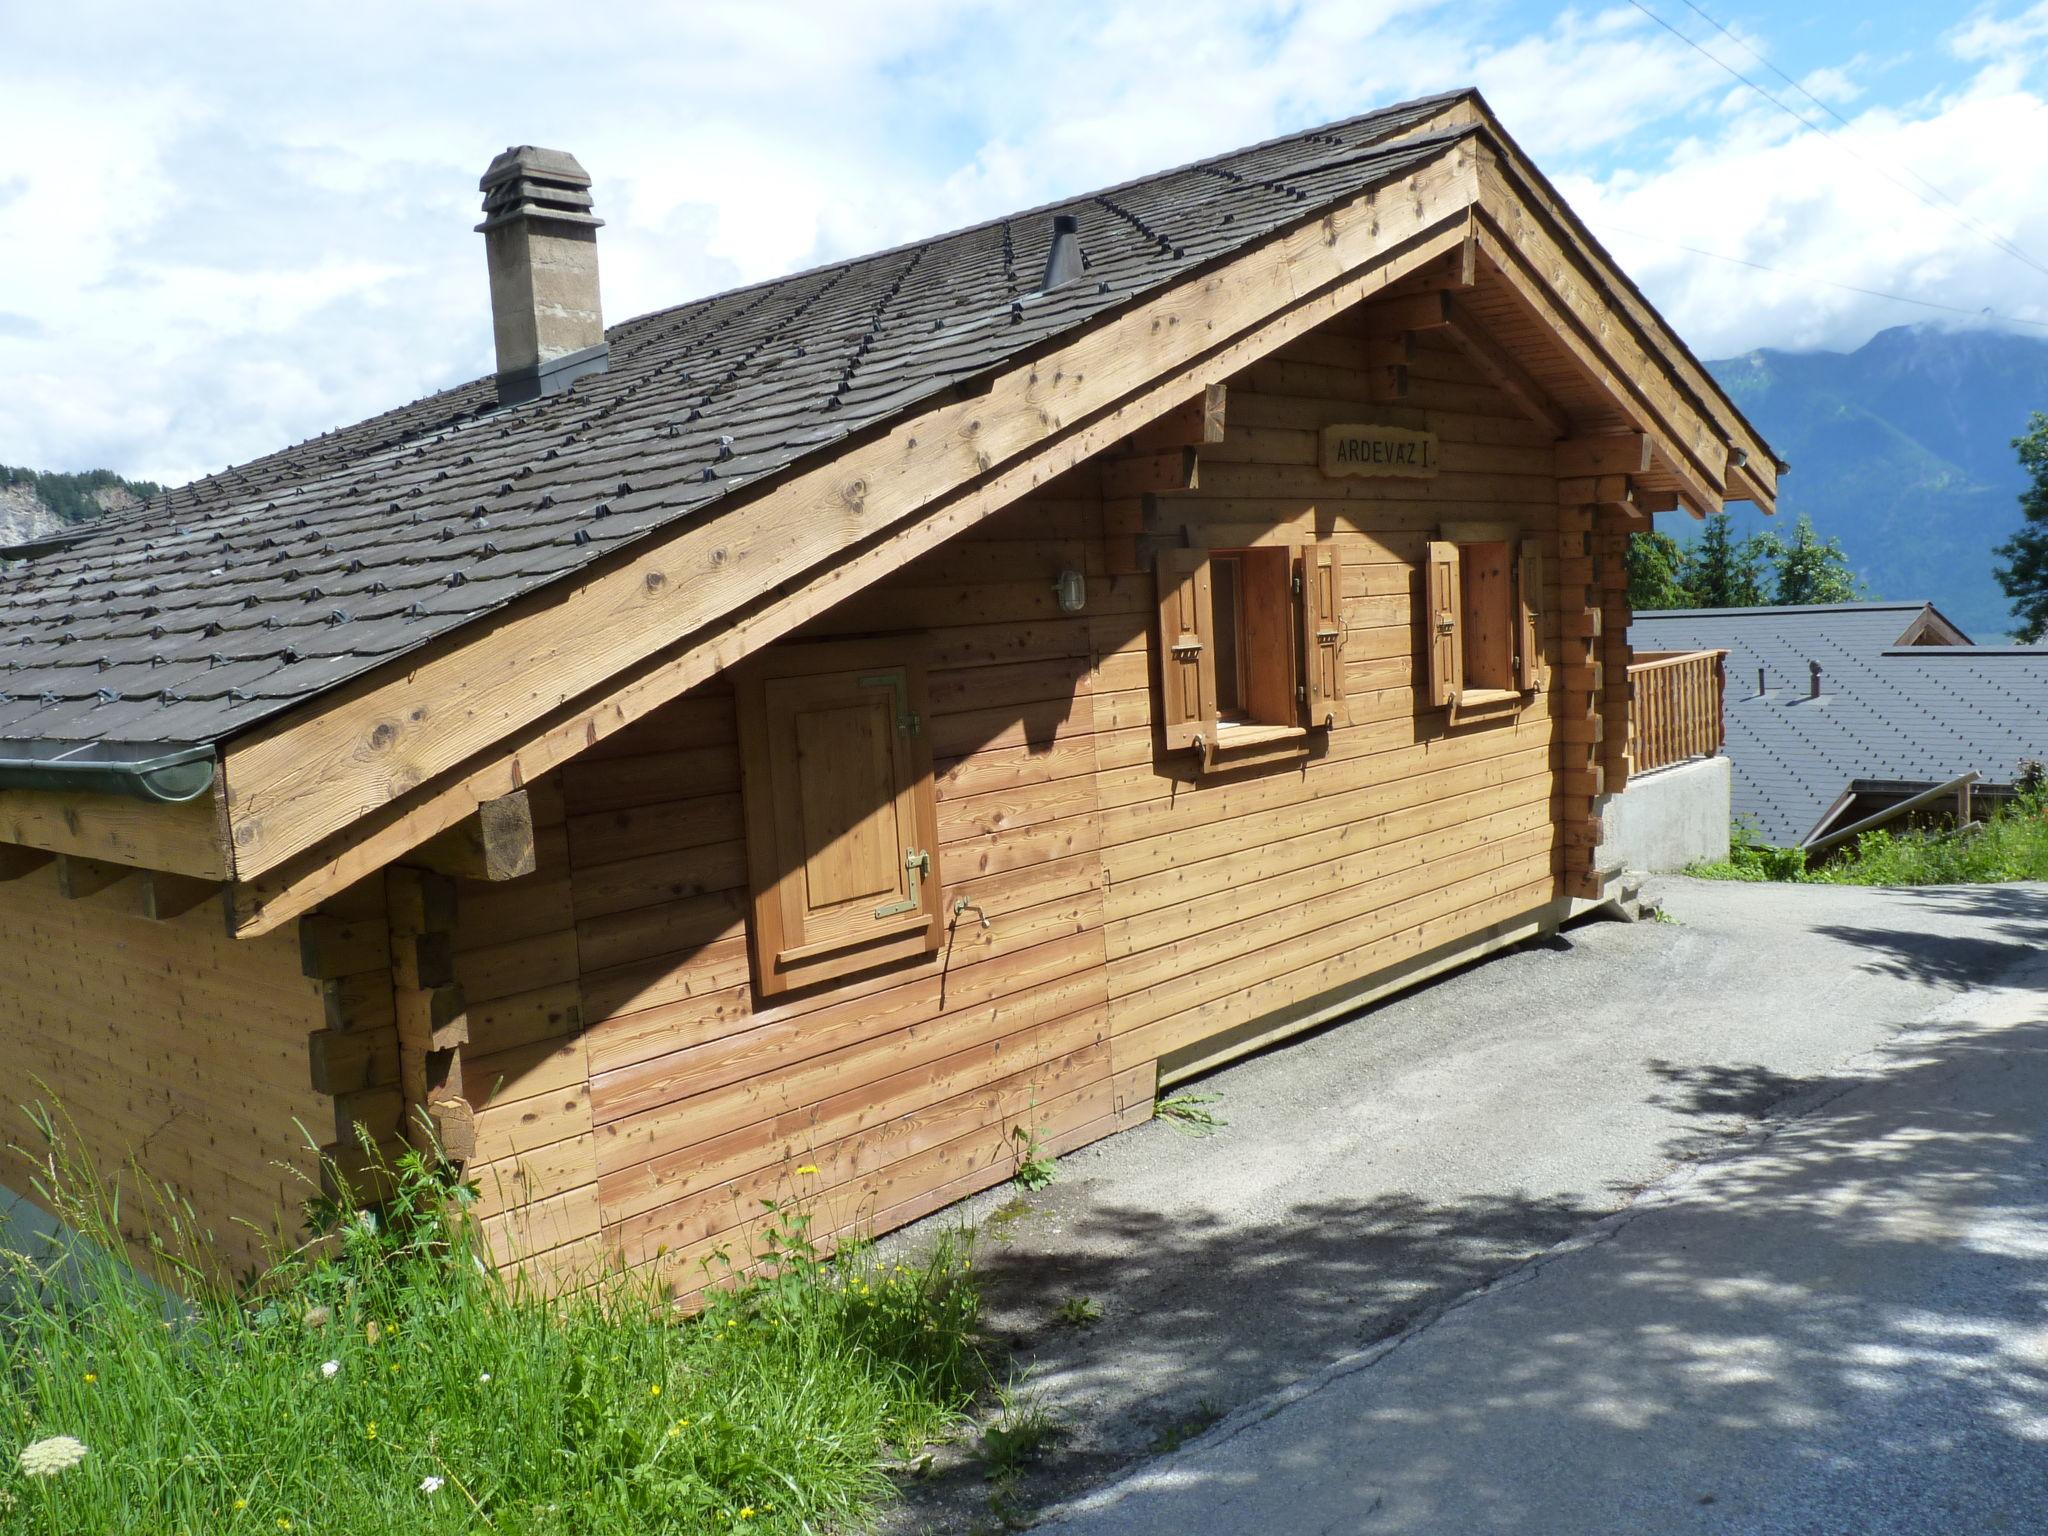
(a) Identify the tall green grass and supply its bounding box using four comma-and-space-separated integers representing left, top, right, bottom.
1689, 784, 2048, 886
2, 1113, 986, 1534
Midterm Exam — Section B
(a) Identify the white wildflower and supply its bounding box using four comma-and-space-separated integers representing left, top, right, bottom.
355, 1210, 378, 1235
18, 1435, 89, 1477
320, 1360, 340, 1379
478, 1372, 491, 1384
420, 1475, 446, 1495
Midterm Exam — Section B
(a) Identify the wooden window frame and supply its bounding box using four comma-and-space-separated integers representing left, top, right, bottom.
1155, 538, 1346, 764
1426, 522, 1544, 713
736, 636, 943, 998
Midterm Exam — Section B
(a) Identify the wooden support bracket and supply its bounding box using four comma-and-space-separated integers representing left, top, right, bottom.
1556, 433, 1651, 479
1126, 383, 1227, 452
1360, 288, 1453, 335
405, 791, 537, 883
1101, 446, 1200, 499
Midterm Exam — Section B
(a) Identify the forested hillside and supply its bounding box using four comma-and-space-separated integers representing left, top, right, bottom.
1703, 324, 2048, 638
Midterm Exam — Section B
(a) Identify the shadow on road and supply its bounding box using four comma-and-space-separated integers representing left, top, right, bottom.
1029, 1003, 2048, 1532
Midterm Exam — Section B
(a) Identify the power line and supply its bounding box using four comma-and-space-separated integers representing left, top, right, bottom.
1623, 0, 2048, 282
1675, 0, 2041, 253
1593, 220, 2048, 331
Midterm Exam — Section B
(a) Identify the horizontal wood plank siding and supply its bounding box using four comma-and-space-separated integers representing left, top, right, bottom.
1098, 328, 1562, 1070
0, 868, 328, 1277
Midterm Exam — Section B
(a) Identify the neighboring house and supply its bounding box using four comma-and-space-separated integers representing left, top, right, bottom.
0, 90, 1779, 1290
1630, 602, 2048, 847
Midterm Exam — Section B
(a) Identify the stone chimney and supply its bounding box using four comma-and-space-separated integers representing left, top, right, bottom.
476, 146, 608, 406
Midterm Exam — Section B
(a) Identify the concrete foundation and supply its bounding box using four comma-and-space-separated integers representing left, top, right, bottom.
1597, 755, 1731, 874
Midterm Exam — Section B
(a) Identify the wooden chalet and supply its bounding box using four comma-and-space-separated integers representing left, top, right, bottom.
0, 91, 1779, 1288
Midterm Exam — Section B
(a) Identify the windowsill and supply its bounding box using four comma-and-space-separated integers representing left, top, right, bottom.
1454, 688, 1524, 711
1214, 721, 1311, 749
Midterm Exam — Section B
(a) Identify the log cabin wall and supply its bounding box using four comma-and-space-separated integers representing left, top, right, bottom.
0, 865, 330, 1278
444, 302, 1583, 1298
1099, 321, 1565, 1077
547, 469, 1137, 1293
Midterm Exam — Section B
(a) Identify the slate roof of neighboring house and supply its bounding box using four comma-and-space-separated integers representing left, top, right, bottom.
0, 91, 1474, 755
1630, 602, 2048, 845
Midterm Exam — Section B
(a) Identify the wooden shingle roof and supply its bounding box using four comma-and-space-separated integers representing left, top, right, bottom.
0, 91, 1468, 752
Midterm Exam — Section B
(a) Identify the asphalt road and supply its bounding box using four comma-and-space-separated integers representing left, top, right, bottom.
1046, 887, 2048, 1534
878, 877, 2048, 1532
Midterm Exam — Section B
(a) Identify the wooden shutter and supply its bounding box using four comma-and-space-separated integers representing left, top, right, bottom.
1155, 547, 1218, 750
1517, 537, 1544, 692
1298, 539, 1347, 728
737, 639, 943, 998
1425, 540, 1463, 708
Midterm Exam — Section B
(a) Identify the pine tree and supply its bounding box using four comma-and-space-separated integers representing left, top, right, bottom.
1771, 514, 1865, 605
1625, 530, 1694, 610
1681, 513, 1777, 607
1993, 412, 2048, 643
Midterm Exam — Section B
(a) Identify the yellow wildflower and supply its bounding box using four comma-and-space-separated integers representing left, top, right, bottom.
365, 1421, 379, 1441
795, 1165, 819, 1176
234, 1499, 249, 1512
649, 1384, 662, 1397
739, 1508, 756, 1520
83, 1373, 97, 1384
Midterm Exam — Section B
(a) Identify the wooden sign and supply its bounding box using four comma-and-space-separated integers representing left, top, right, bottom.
1320, 424, 1440, 479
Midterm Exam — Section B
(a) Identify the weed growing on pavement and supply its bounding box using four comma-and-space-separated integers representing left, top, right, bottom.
1155, 1092, 1226, 1135
1052, 1297, 1101, 1328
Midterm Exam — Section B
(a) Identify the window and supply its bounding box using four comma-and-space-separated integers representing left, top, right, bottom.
736, 638, 943, 997
1424, 529, 1544, 710
1155, 540, 1346, 759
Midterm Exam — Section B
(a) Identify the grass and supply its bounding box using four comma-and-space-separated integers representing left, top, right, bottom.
1051, 1297, 1100, 1329
1, 1110, 989, 1535
1688, 786, 2048, 887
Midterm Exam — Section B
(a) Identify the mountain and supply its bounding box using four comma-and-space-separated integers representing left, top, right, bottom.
0, 466, 159, 547
1702, 324, 2048, 639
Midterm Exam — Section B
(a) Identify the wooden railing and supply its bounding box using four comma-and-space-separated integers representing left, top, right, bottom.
1627, 649, 1727, 775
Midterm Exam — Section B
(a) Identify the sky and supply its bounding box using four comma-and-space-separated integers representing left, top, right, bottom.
4, 0, 2048, 486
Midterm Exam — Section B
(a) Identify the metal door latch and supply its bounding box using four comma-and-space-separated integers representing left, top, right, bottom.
875, 847, 931, 918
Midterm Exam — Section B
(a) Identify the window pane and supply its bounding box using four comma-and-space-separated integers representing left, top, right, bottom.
1212, 555, 1243, 717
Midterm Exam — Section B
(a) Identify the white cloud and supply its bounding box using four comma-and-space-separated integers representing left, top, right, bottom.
1949, 1, 2048, 61
2, 1, 2045, 484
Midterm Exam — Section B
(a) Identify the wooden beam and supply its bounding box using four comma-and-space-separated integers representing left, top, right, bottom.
1556, 433, 1651, 479
54, 854, 130, 900
1360, 288, 1452, 335
404, 791, 536, 883
222, 178, 1489, 936
1126, 383, 1227, 451
141, 872, 220, 921
0, 846, 52, 881
222, 143, 1483, 897
0, 786, 228, 881
1101, 447, 1199, 498
1442, 294, 1570, 438
1475, 225, 1727, 519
